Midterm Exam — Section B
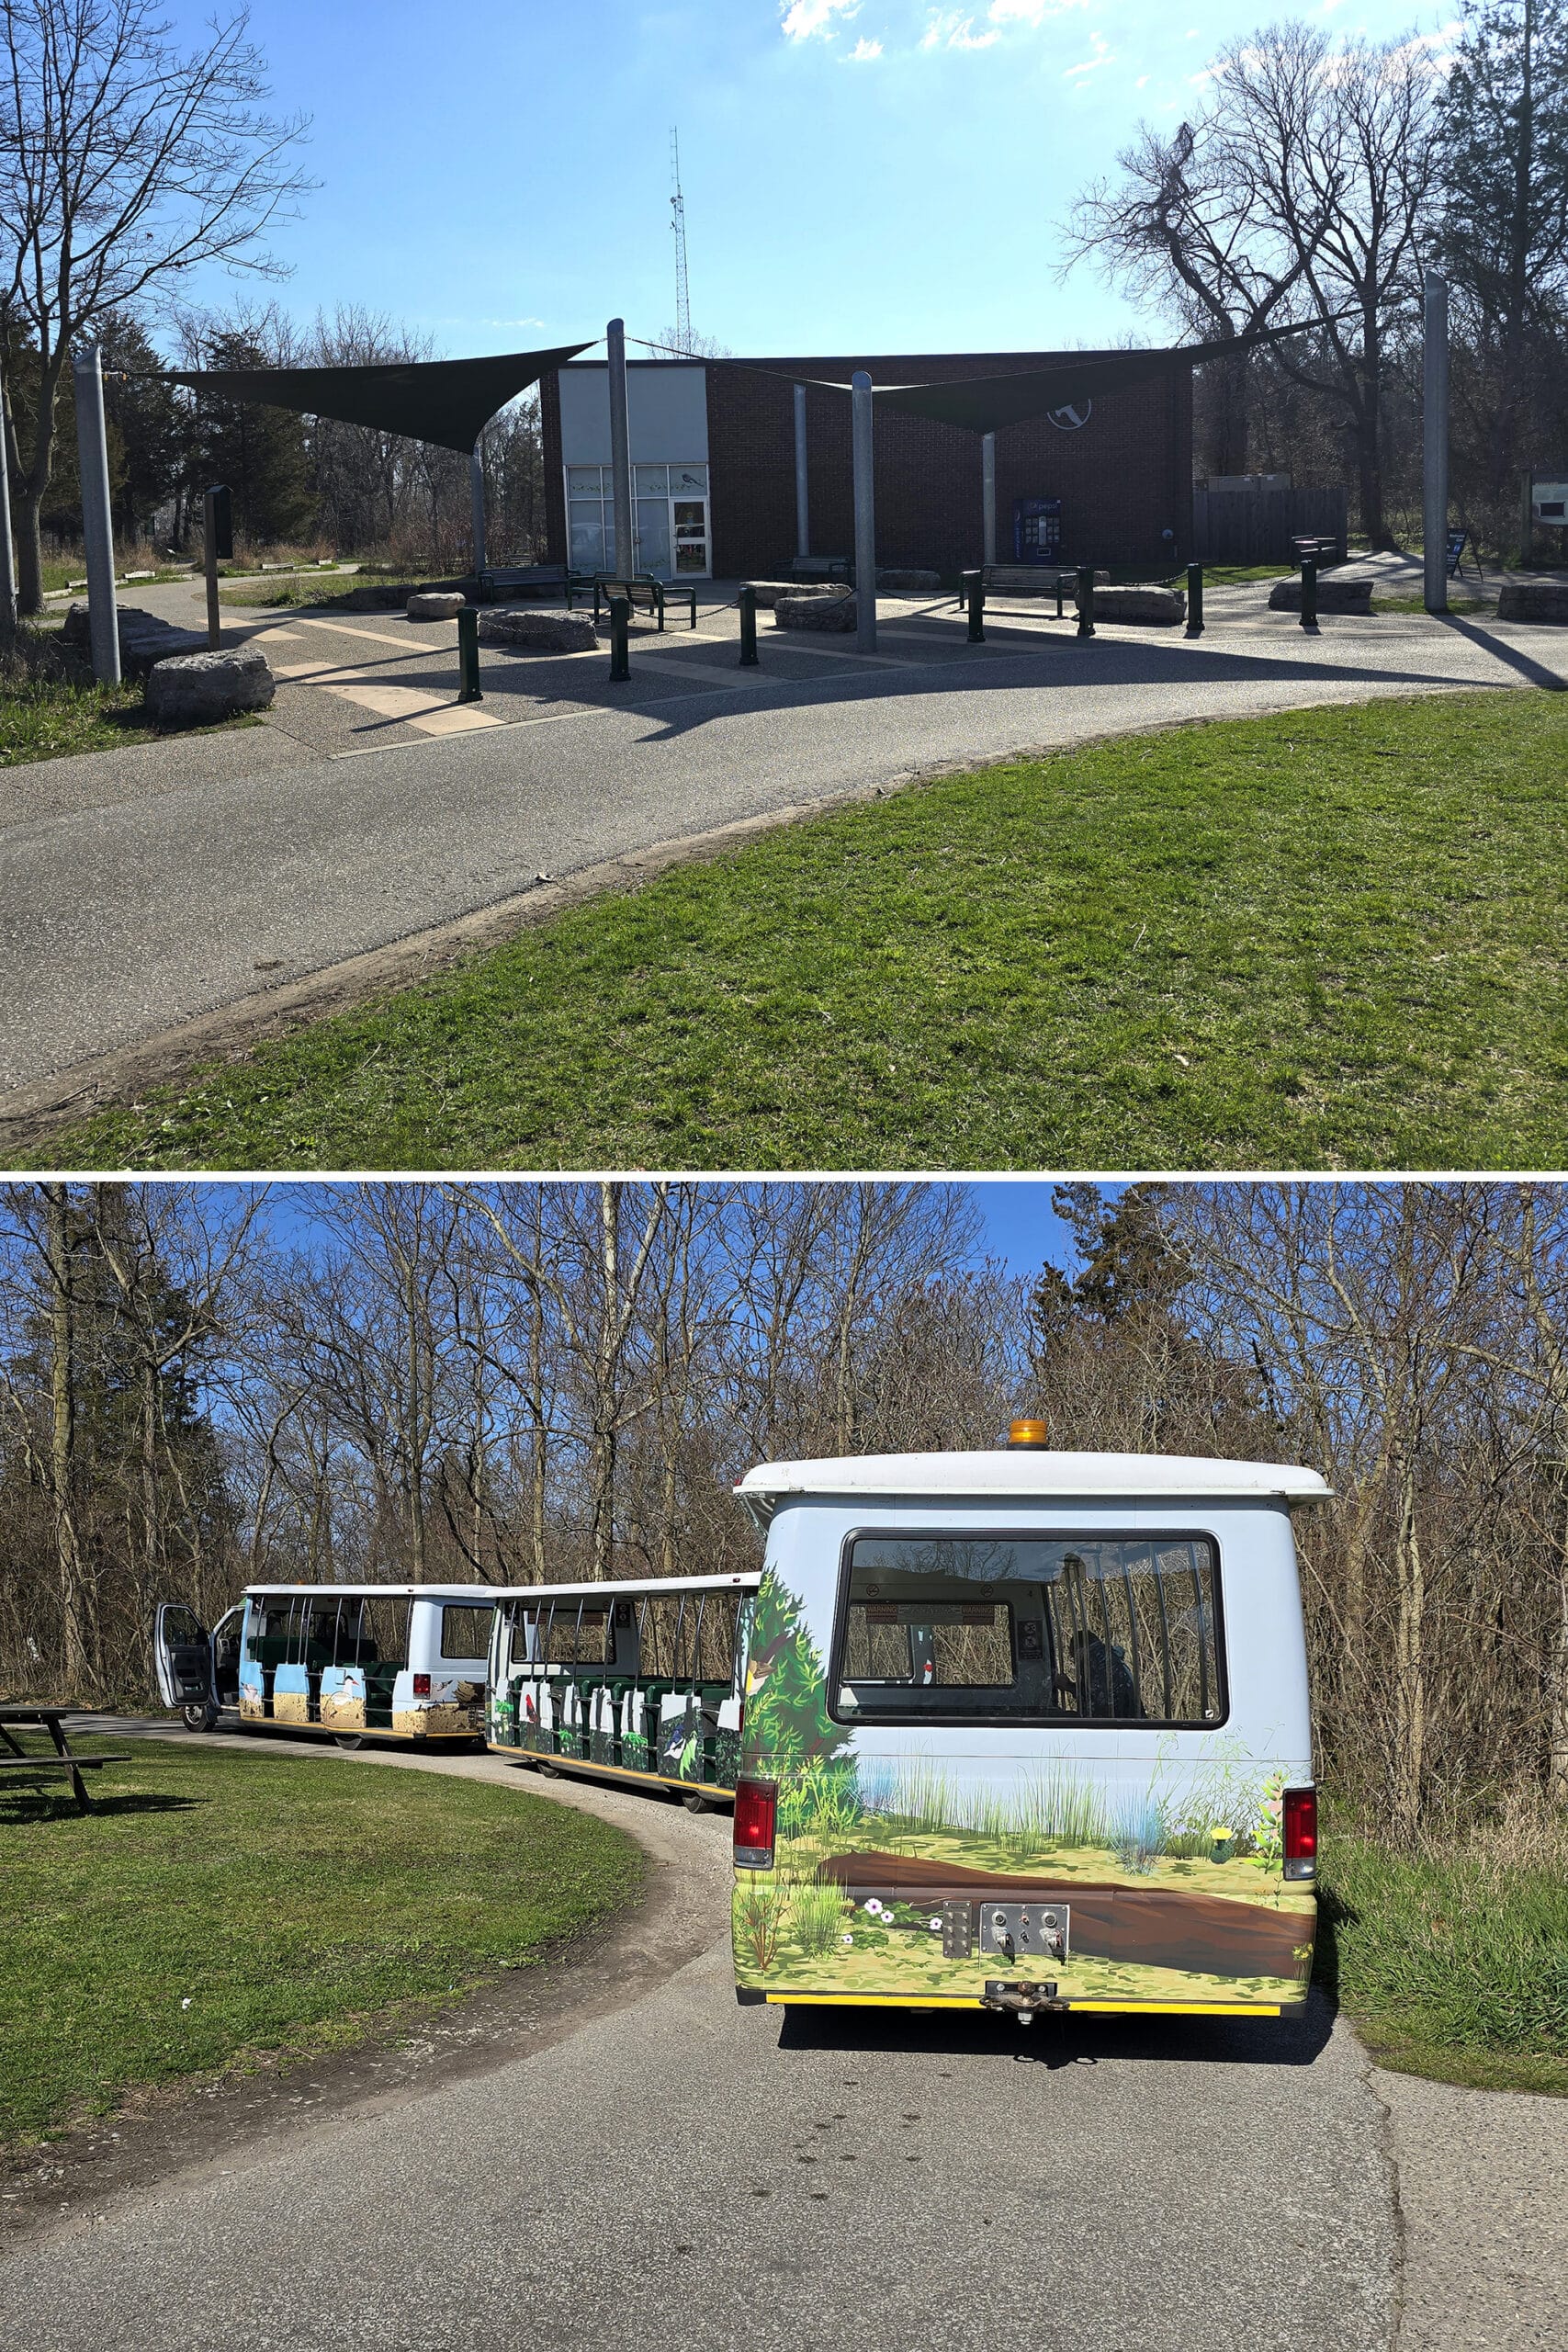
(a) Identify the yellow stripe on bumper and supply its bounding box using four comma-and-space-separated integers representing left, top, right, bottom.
763, 1994, 1282, 2016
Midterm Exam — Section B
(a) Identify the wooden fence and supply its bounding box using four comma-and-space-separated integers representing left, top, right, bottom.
1190, 483, 1348, 566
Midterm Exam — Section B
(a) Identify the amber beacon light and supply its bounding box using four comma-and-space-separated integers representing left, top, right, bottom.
1007, 1419, 1050, 1449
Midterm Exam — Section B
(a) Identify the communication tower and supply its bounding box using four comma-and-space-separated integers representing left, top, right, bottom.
671, 127, 692, 355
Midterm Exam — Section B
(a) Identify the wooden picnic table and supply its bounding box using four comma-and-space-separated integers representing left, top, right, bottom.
0, 1706, 131, 1814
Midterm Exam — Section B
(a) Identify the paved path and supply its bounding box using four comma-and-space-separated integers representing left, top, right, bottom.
3, 1716, 1556, 2352
2, 580, 1564, 1099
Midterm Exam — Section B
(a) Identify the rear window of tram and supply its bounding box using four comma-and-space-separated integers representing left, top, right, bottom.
832, 1532, 1225, 1726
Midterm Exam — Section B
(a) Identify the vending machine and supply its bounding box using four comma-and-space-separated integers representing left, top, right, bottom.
1013, 496, 1063, 565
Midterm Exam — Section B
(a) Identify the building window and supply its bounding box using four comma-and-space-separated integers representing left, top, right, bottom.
564, 463, 709, 579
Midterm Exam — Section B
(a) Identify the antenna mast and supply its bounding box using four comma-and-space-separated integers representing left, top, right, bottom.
670, 126, 692, 354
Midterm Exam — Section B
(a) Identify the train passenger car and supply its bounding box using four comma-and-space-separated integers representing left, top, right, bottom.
153, 1584, 498, 1747
487, 1573, 761, 1809
728, 1431, 1327, 2022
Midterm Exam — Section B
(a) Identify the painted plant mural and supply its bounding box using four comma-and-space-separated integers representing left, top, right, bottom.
734, 1573, 1315, 2007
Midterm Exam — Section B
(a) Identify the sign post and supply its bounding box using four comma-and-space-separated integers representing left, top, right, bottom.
1423, 272, 1450, 616
203, 485, 232, 650
73, 343, 120, 684
852, 369, 876, 655
794, 383, 809, 560
606, 318, 634, 582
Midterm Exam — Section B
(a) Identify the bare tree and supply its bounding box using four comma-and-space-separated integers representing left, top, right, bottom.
0, 0, 310, 609
1065, 23, 1443, 541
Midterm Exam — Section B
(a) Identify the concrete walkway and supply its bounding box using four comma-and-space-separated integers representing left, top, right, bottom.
5, 1718, 1565, 2350
2, 578, 1564, 1105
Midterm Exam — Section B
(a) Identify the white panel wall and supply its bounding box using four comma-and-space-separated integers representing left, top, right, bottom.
558, 364, 709, 464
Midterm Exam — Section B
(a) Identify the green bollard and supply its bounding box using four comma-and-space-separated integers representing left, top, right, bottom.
1185, 561, 1204, 639
963, 569, 985, 643
457, 605, 481, 702
609, 593, 631, 682
1300, 553, 1319, 634
1076, 563, 1096, 639
738, 583, 760, 667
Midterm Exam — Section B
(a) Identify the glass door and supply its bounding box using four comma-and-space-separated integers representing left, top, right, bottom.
671, 497, 709, 575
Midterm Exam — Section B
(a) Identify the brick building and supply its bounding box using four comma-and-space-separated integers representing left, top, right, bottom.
538, 349, 1193, 584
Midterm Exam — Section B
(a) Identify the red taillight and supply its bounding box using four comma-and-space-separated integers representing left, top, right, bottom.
1283, 1785, 1317, 1880
412, 1673, 431, 1698
733, 1778, 776, 1871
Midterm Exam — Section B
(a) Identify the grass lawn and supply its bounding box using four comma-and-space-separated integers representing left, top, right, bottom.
0, 1735, 641, 2145
28, 687, 1568, 1172
0, 666, 262, 769
1318, 1832, 1568, 2095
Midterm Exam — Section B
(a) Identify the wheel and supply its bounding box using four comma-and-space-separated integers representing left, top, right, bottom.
682, 1789, 711, 1814
334, 1734, 365, 1751
182, 1700, 218, 1732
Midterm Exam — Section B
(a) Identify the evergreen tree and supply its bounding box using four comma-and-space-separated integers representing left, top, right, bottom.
189, 329, 313, 549
1438, 0, 1568, 519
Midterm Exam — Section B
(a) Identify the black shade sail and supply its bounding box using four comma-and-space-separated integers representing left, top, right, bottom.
791, 317, 1329, 435
164, 342, 593, 454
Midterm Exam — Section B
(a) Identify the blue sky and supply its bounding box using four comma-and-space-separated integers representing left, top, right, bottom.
255, 1179, 1096, 1281
170, 0, 1454, 362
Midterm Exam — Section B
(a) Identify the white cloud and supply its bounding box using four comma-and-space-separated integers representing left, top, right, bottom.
1063, 28, 1114, 78
921, 8, 999, 47
848, 34, 883, 57
987, 0, 1090, 20
780, 0, 858, 38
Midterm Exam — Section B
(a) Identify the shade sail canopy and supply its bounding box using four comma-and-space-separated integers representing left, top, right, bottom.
164, 342, 592, 453
785, 317, 1327, 435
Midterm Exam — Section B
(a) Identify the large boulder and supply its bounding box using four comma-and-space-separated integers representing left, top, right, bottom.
146, 645, 276, 727
61, 601, 209, 678
1497, 578, 1568, 624
739, 582, 799, 609
774, 590, 857, 632
1078, 583, 1185, 625
479, 605, 598, 652
1268, 572, 1375, 613
407, 590, 467, 621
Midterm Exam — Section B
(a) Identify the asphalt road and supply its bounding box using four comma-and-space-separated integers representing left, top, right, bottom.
0, 1722, 1391, 2352
7, 1722, 1566, 2351
3, 580, 1564, 1096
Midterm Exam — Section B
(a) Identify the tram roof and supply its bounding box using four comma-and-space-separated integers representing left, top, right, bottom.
243, 1582, 502, 1601
491, 1572, 762, 1605
734, 1451, 1330, 1517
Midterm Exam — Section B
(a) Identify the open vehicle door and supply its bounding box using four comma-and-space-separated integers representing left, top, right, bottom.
153, 1602, 217, 1729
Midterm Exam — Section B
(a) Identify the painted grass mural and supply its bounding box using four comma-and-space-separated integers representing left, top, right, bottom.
735, 1572, 1314, 2007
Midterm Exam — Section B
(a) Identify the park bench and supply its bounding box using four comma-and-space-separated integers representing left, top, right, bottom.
0, 1706, 131, 1815
478, 562, 566, 603
588, 573, 699, 630
957, 565, 1077, 616
790, 554, 852, 582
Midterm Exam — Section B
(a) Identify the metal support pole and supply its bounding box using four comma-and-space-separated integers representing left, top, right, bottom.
963, 569, 985, 643
793, 383, 809, 560
608, 593, 631, 682
1423, 272, 1450, 616
1521, 468, 1534, 569
469, 447, 487, 585
73, 343, 119, 684
457, 605, 481, 701
1300, 552, 1319, 634
852, 368, 876, 655
1185, 561, 1204, 639
0, 351, 16, 648
1076, 563, 1095, 639
982, 432, 997, 569
738, 582, 759, 667
606, 318, 634, 581
202, 488, 221, 649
